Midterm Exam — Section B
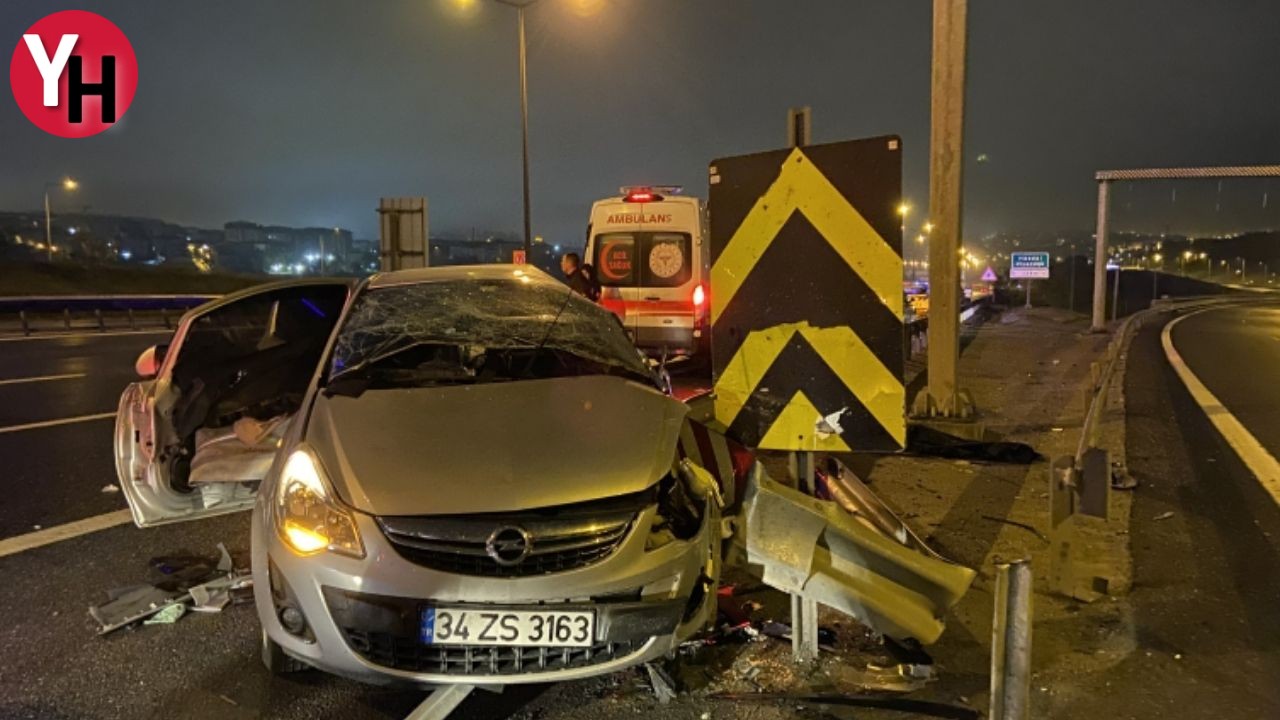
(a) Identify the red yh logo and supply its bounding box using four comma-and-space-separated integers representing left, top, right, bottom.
9, 10, 138, 138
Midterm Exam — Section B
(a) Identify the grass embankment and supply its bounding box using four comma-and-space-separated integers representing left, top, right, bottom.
0, 261, 265, 296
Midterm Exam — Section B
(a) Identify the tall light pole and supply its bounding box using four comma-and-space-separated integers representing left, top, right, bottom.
43, 177, 78, 263
493, 0, 539, 257
920, 0, 970, 418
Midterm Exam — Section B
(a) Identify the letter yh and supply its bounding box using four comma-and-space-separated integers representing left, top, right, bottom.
23, 33, 118, 124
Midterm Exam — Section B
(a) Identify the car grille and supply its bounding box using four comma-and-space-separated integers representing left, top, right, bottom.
376, 490, 652, 578
340, 628, 637, 675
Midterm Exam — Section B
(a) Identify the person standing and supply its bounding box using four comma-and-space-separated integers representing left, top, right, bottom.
560, 252, 600, 301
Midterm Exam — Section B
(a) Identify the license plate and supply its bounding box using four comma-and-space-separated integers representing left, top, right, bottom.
421, 607, 596, 648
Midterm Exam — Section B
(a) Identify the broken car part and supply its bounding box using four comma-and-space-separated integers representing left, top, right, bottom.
738, 463, 976, 644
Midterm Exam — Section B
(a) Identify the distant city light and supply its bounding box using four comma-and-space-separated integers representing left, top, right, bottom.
67, 227, 77, 235
120, 250, 132, 260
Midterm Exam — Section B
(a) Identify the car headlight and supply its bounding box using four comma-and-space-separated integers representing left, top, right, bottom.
275, 449, 364, 558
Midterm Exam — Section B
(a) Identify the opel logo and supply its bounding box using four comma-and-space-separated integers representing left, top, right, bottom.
485, 525, 532, 566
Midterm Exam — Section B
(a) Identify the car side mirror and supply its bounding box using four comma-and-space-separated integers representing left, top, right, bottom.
135, 344, 167, 378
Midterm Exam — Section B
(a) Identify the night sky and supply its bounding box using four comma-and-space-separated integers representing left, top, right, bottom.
3, 0, 1279, 245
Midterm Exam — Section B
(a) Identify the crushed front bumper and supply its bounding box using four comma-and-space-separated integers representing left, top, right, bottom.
322, 588, 684, 676
251, 502, 714, 687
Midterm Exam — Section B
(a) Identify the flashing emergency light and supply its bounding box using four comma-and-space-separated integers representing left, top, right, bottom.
620, 185, 683, 202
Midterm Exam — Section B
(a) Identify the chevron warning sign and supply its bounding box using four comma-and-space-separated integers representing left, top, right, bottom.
708, 136, 905, 452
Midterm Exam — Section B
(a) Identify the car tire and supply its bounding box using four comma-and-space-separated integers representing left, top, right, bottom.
261, 627, 309, 674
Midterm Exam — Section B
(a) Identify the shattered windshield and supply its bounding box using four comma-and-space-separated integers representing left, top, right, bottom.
328, 277, 653, 387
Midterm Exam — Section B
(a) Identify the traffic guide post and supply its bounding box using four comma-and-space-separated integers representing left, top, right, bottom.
1010, 252, 1050, 309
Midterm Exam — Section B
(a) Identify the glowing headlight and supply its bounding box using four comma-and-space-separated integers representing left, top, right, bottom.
275, 449, 364, 558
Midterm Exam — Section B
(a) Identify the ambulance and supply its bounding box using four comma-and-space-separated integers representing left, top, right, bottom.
584, 186, 709, 360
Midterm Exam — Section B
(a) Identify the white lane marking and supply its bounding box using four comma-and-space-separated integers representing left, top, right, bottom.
0, 411, 115, 434
0, 372, 86, 386
1163, 307, 1280, 507
0, 509, 133, 558
0, 329, 171, 343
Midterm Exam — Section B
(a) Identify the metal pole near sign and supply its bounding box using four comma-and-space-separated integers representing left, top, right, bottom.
785, 107, 820, 664
920, 0, 971, 418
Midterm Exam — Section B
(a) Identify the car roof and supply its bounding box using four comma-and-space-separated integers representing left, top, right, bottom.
366, 264, 559, 289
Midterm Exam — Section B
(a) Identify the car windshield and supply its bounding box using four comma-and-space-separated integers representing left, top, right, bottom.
326, 276, 654, 393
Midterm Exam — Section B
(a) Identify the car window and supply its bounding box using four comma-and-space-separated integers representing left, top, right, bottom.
175, 286, 346, 377
328, 278, 653, 384
594, 233, 637, 287
593, 232, 693, 288
642, 233, 693, 287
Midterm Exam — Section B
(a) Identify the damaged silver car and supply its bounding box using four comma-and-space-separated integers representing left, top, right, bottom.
113, 265, 973, 688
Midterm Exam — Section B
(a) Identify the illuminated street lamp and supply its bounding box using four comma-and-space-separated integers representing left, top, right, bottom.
43, 177, 78, 263
454, 0, 576, 257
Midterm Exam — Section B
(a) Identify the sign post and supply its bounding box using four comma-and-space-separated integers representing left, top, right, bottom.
1010, 252, 1050, 310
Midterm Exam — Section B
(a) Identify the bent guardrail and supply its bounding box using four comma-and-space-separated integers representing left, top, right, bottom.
0, 295, 216, 336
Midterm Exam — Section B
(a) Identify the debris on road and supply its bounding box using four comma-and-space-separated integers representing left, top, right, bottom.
981, 514, 1049, 544
905, 425, 1042, 464
143, 602, 186, 625
100, 484, 119, 494
1154, 511, 1176, 521
645, 663, 678, 704
89, 585, 185, 634
88, 543, 250, 634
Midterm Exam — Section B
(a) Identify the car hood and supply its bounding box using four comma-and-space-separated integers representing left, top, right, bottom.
306, 375, 687, 516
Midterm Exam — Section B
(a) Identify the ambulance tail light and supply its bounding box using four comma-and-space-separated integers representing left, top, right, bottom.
692, 284, 706, 308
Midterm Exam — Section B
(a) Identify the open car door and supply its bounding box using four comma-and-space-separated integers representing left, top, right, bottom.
114, 279, 351, 527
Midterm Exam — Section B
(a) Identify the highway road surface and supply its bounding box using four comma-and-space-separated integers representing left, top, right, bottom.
1065, 303, 1280, 717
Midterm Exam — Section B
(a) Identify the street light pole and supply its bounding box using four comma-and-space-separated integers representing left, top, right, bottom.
494, 0, 537, 257
516, 2, 532, 256
43, 177, 78, 263
43, 189, 53, 263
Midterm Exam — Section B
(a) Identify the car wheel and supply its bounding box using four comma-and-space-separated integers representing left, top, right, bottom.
261, 627, 309, 674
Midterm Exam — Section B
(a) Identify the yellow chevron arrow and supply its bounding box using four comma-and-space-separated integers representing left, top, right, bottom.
711, 147, 903, 325
713, 321, 906, 449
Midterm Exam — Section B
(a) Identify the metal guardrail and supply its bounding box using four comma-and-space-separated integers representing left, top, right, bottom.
1050, 294, 1242, 599
903, 294, 992, 359
0, 295, 216, 336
